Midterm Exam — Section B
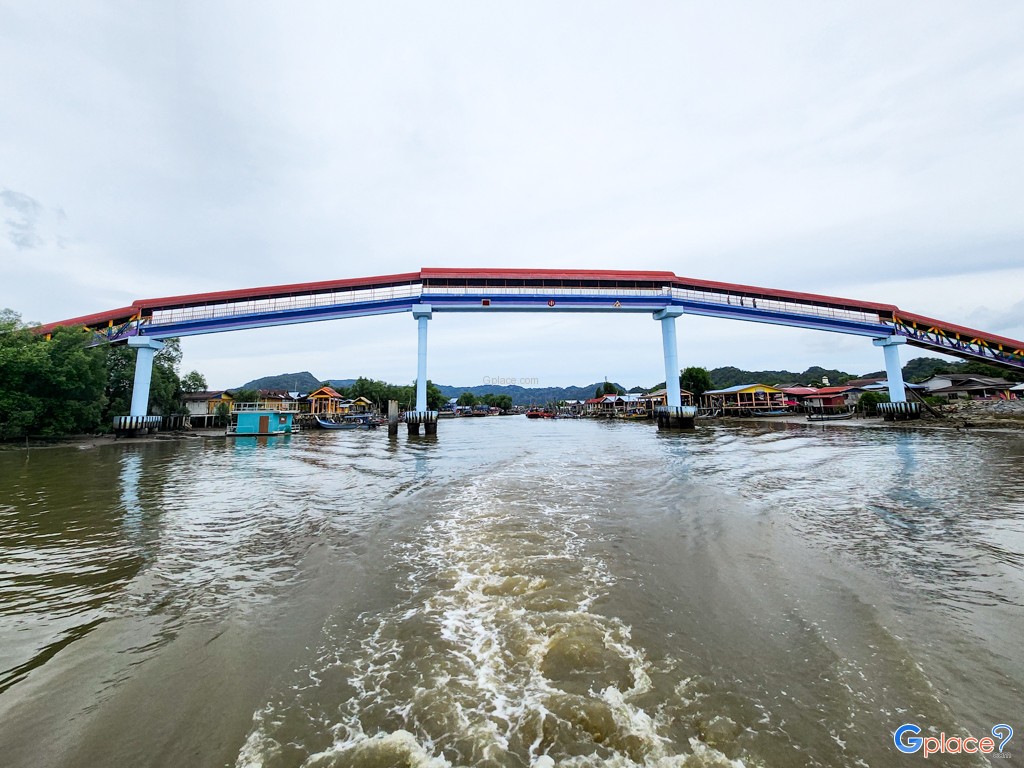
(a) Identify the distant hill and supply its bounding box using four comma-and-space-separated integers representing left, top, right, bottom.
235, 355, 1019, 402
236, 372, 628, 405
239, 371, 322, 391
707, 356, 1024, 389
708, 365, 857, 389
429, 382, 628, 406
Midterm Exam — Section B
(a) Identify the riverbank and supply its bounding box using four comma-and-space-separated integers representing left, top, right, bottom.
730, 400, 1024, 432
4, 402, 1023, 453
0, 428, 229, 452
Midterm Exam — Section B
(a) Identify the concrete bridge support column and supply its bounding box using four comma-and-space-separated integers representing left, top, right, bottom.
872, 335, 920, 420
410, 305, 438, 435
872, 335, 907, 402
653, 307, 695, 429
128, 337, 165, 417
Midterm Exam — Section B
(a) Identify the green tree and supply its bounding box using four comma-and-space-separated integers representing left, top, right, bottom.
181, 370, 208, 393
857, 391, 889, 416
601, 381, 622, 395
479, 393, 513, 412
680, 366, 713, 398
0, 313, 106, 439
215, 400, 231, 427
230, 388, 260, 403
40, 326, 107, 435
148, 338, 185, 415
0, 311, 47, 439
426, 380, 445, 411
457, 392, 478, 406
101, 345, 134, 425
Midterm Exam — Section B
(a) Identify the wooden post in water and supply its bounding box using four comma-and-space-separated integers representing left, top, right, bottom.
387, 400, 399, 437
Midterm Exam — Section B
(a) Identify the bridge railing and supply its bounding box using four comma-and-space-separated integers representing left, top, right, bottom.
421, 285, 670, 298
148, 283, 423, 327
669, 286, 886, 326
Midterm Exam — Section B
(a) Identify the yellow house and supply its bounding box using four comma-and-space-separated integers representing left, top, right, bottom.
307, 386, 346, 415
348, 396, 374, 413
701, 384, 786, 415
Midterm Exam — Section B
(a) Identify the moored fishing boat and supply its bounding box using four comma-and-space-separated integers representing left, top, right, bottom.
314, 414, 378, 430
806, 409, 855, 421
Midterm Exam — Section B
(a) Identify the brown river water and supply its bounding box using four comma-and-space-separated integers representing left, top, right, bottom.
0, 418, 1021, 767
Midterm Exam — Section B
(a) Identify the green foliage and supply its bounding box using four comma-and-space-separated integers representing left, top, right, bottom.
230, 388, 260, 403
857, 391, 890, 415
481, 393, 513, 412
334, 376, 442, 411
957, 361, 1023, 382
679, 366, 713, 398
426, 381, 445, 411
99, 338, 189, 420
101, 345, 134, 425
601, 381, 623, 395
149, 339, 185, 415
215, 401, 231, 426
181, 370, 208, 393
900, 356, 1023, 384
901, 357, 955, 383
457, 392, 478, 406
709, 365, 855, 389
0, 313, 107, 440
240, 371, 321, 391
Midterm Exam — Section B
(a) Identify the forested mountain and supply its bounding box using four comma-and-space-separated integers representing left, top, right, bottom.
236, 355, 1022, 408
707, 365, 856, 388
237, 373, 629, 405
239, 371, 323, 391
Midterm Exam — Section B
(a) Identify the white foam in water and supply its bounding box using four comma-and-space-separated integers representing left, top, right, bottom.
237, 469, 749, 768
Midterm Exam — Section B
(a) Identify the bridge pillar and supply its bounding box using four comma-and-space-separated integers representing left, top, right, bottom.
653, 307, 695, 429
872, 335, 921, 420
410, 305, 438, 435
654, 307, 684, 408
128, 337, 165, 417
872, 335, 907, 403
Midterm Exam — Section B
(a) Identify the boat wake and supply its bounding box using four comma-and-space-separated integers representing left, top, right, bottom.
235, 468, 749, 767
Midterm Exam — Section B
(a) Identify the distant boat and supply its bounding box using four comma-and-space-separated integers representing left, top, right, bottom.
314, 414, 378, 430
807, 410, 854, 421
525, 409, 556, 419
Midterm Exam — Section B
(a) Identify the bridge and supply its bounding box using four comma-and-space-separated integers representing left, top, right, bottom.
40, 268, 1024, 431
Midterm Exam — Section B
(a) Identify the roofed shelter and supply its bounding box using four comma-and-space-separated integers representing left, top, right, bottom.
702, 384, 786, 416
307, 386, 346, 415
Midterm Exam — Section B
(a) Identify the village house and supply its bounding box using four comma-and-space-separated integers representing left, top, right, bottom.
639, 388, 695, 412
778, 386, 818, 411
182, 390, 234, 427
702, 384, 786, 415
919, 374, 1017, 400
803, 386, 856, 413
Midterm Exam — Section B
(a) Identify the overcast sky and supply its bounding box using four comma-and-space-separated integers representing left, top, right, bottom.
3, 2, 1023, 389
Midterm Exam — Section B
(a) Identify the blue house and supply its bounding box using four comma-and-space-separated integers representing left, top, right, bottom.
228, 410, 294, 436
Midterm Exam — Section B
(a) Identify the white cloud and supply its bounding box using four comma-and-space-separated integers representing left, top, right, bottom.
3, 1, 1022, 385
